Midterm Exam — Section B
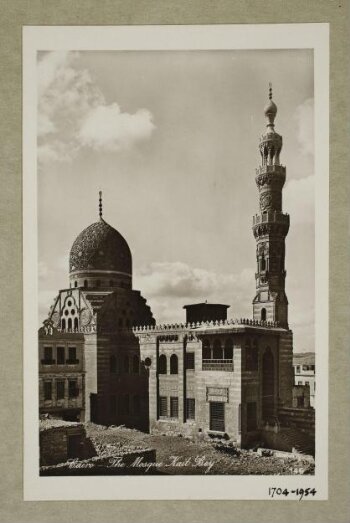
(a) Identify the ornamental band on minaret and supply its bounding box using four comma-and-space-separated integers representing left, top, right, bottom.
252, 85, 290, 327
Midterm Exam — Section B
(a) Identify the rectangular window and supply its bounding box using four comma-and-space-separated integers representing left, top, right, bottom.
209, 402, 225, 432
298, 381, 303, 385
56, 380, 65, 400
44, 346, 52, 360
159, 396, 167, 417
296, 365, 300, 373
57, 346, 65, 364
44, 381, 52, 400
186, 398, 195, 420
67, 346, 78, 363
170, 397, 178, 418
68, 379, 79, 398
42, 346, 54, 364
246, 402, 257, 431
185, 352, 195, 370
305, 381, 310, 386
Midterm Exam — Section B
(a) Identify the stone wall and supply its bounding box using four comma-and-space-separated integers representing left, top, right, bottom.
278, 406, 315, 437
40, 422, 86, 466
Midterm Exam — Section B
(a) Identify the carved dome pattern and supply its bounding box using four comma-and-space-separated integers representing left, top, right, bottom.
69, 219, 132, 274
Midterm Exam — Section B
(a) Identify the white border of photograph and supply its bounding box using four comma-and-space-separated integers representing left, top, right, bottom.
23, 23, 329, 500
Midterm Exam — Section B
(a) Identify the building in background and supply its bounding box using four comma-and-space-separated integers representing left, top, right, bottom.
39, 89, 314, 451
293, 352, 315, 407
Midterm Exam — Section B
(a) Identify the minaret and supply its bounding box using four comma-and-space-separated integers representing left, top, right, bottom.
252, 85, 289, 327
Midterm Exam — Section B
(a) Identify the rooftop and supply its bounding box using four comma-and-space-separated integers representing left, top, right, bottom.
39, 418, 83, 432
183, 302, 230, 309
293, 352, 315, 365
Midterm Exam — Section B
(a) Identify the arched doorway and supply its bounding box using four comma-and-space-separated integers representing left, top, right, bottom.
262, 348, 275, 421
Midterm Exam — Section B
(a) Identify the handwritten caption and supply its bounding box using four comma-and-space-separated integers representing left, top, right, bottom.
268, 487, 317, 500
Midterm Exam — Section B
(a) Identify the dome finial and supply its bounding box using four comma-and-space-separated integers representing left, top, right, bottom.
99, 190, 103, 219
264, 83, 277, 128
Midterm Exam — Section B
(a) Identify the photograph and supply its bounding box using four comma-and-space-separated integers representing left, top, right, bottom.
37, 48, 315, 477
22, 24, 329, 500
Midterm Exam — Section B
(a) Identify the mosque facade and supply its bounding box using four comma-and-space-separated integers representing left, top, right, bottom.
39, 90, 297, 446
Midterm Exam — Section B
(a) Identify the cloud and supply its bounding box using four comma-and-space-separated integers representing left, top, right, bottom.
37, 52, 155, 164
294, 97, 314, 156
79, 104, 155, 151
134, 261, 255, 323
284, 175, 314, 224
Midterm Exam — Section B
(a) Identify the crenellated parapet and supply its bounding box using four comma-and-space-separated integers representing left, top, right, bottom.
131, 317, 281, 333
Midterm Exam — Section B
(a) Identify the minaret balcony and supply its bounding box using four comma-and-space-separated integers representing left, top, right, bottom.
253, 211, 289, 226
256, 165, 286, 176
252, 212, 290, 238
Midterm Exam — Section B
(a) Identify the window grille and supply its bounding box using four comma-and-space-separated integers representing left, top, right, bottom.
170, 397, 178, 418
209, 402, 225, 432
159, 396, 167, 417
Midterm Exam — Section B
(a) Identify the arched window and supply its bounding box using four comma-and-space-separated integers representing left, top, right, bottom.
261, 308, 267, 321
132, 354, 139, 374
202, 339, 211, 359
224, 338, 233, 359
61, 319, 66, 331
74, 281, 78, 288
110, 355, 117, 373
74, 317, 79, 331
67, 318, 72, 331
170, 354, 178, 374
158, 354, 167, 374
213, 339, 223, 359
84, 280, 88, 288
261, 255, 266, 271
123, 355, 129, 374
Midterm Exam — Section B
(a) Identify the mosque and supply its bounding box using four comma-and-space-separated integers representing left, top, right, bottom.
39, 89, 308, 448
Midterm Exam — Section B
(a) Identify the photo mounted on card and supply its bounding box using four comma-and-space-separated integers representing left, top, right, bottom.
22, 24, 329, 500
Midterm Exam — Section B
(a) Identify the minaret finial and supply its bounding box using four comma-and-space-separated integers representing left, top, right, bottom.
99, 190, 103, 219
269, 82, 273, 100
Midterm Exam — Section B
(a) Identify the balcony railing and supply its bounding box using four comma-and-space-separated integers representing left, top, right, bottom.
252, 212, 289, 226
202, 359, 233, 372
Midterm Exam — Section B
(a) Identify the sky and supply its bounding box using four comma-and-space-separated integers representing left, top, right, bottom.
37, 49, 314, 353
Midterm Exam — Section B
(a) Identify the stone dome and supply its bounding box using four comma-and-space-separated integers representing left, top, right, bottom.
69, 219, 132, 276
